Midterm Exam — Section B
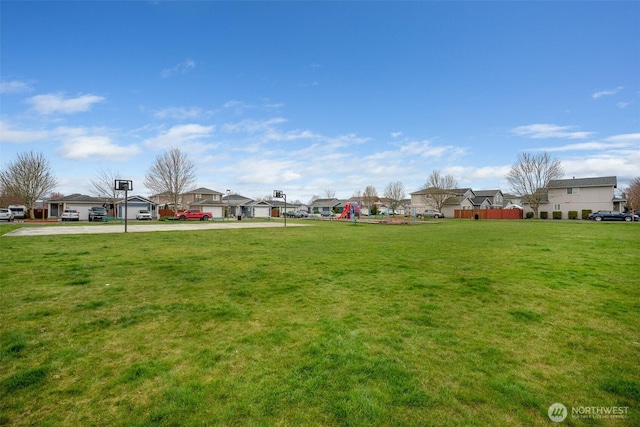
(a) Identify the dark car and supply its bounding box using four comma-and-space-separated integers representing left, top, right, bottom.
588, 211, 639, 222
88, 207, 108, 222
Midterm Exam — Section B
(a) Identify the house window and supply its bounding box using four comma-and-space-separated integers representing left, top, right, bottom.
553, 204, 561, 211
567, 188, 580, 195
213, 195, 219, 201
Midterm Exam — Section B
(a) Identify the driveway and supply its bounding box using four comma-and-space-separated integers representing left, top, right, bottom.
4, 221, 308, 237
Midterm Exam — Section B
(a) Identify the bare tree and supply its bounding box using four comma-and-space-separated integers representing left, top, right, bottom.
506, 152, 564, 218
623, 177, 640, 219
383, 181, 405, 216
362, 185, 378, 219
144, 147, 196, 214
90, 168, 124, 216
0, 151, 57, 219
324, 187, 336, 199
421, 170, 458, 212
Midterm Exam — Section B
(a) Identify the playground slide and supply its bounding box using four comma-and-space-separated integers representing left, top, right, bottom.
336, 207, 349, 219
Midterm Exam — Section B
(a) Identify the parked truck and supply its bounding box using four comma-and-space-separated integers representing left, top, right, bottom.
175, 209, 212, 221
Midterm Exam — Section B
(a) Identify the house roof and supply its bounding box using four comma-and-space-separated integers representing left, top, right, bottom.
247, 200, 273, 207
548, 176, 617, 189
311, 198, 342, 208
411, 187, 473, 196
191, 199, 226, 207
119, 195, 155, 204
48, 193, 105, 203
474, 190, 503, 197
223, 194, 254, 206
185, 187, 223, 195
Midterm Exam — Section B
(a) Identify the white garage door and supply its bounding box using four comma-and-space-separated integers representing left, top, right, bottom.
120, 203, 148, 220
66, 204, 94, 221
253, 206, 270, 218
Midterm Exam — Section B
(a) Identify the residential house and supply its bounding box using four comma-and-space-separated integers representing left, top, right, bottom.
223, 193, 254, 218
311, 198, 343, 215
182, 187, 224, 206
117, 195, 157, 220
269, 199, 302, 217
538, 176, 620, 218
247, 200, 272, 218
189, 199, 226, 219
150, 187, 224, 211
411, 188, 476, 218
473, 190, 505, 208
47, 194, 108, 221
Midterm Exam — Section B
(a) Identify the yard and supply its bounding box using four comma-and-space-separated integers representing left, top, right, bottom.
0, 220, 638, 426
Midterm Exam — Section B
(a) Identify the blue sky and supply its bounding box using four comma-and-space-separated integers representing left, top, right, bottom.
1, 1, 638, 203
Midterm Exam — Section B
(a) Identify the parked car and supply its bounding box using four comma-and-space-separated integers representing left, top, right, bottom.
588, 211, 639, 222
0, 208, 15, 221
418, 209, 444, 219
88, 207, 108, 222
8, 205, 27, 219
295, 211, 309, 218
175, 209, 212, 221
61, 209, 80, 221
136, 209, 153, 220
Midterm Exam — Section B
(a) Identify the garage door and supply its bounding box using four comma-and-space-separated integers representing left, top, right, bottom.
66, 204, 93, 221
119, 203, 148, 220
253, 206, 270, 218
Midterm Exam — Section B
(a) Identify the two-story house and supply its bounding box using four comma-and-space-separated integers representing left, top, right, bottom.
540, 176, 620, 218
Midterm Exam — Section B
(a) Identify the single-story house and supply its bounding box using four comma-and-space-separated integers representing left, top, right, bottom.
311, 198, 343, 215
47, 194, 108, 221
117, 195, 157, 220
247, 200, 272, 218
223, 194, 254, 218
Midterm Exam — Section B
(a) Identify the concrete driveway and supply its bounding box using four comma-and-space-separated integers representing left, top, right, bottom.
4, 221, 308, 236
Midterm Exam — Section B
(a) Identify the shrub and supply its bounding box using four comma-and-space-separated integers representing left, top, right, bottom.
568, 211, 578, 220
553, 211, 562, 220
540, 211, 548, 220
526, 212, 534, 219
582, 209, 592, 220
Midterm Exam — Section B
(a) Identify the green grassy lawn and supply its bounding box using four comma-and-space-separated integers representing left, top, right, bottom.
1, 220, 638, 426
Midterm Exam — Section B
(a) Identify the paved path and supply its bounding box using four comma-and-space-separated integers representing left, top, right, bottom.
4, 221, 309, 236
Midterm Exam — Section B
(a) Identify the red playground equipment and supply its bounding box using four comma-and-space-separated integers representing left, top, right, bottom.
336, 202, 361, 220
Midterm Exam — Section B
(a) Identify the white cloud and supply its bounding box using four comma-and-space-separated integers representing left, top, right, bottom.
55, 127, 140, 160
221, 118, 287, 134
606, 133, 640, 144
592, 86, 624, 99
161, 59, 196, 78
153, 106, 211, 120
0, 80, 33, 94
511, 124, 594, 139
0, 121, 48, 143
539, 141, 629, 152
26, 92, 105, 115
235, 158, 302, 185
143, 124, 215, 151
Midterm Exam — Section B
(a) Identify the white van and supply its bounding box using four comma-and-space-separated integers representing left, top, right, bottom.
8, 205, 27, 219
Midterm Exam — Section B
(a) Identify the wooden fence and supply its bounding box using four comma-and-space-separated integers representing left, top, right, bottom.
455, 209, 523, 220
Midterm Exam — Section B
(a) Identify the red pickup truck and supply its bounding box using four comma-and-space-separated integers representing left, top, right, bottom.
175, 209, 213, 221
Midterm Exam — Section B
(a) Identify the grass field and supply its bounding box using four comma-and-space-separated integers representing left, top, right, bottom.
1, 220, 638, 426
